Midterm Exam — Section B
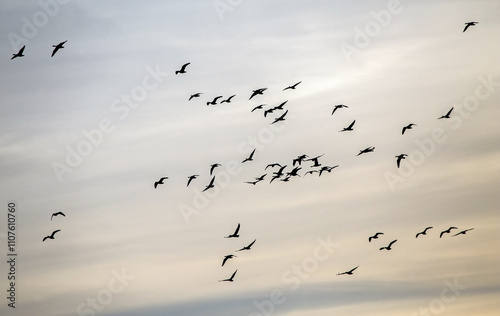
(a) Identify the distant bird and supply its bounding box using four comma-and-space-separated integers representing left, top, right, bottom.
263, 108, 275, 117
369, 232, 383, 242
395, 154, 408, 168
221, 95, 236, 103
304, 170, 319, 176
337, 266, 359, 276
225, 223, 240, 238
189, 93, 202, 101
43, 229, 61, 242
207, 96, 223, 106
202, 176, 216, 192
319, 165, 338, 176
175, 62, 190, 74
452, 228, 474, 237
254, 174, 266, 182
438, 107, 454, 119
242, 149, 256, 163
272, 100, 288, 111
236, 239, 256, 252
306, 154, 324, 167
357, 147, 375, 156
293, 154, 308, 166
402, 123, 417, 135
379, 239, 397, 250
440, 227, 458, 238
273, 165, 288, 177
210, 163, 221, 175
331, 104, 348, 115
154, 177, 169, 188
340, 120, 355, 132
11, 45, 25, 60
265, 163, 282, 170
251, 104, 266, 112
219, 270, 237, 282
249, 88, 267, 100
283, 81, 301, 90
51, 40, 67, 57
222, 254, 237, 267
463, 22, 478, 32
287, 166, 302, 177
51, 212, 65, 221
416, 227, 433, 238
280, 176, 291, 182
187, 175, 199, 187
271, 110, 288, 124
245, 180, 260, 185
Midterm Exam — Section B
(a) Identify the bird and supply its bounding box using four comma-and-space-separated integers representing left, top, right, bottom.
452, 228, 474, 237
236, 239, 256, 252
51, 211, 65, 221
242, 149, 256, 163
11, 46, 26, 60
202, 176, 216, 192
272, 100, 288, 111
438, 107, 454, 119
222, 254, 237, 267
369, 232, 383, 242
43, 229, 61, 242
306, 154, 324, 167
357, 147, 375, 156
154, 177, 168, 188
380, 239, 397, 250
263, 108, 275, 117
293, 155, 308, 166
249, 88, 267, 100
207, 96, 223, 106
220, 95, 236, 103
440, 227, 458, 238
283, 81, 301, 90
51, 40, 67, 57
210, 163, 221, 175
225, 223, 240, 238
402, 123, 417, 135
265, 163, 282, 170
304, 170, 319, 176
339, 120, 355, 132
254, 174, 266, 181
463, 22, 478, 32
395, 154, 408, 168
337, 266, 359, 276
287, 166, 302, 177
251, 104, 266, 112
318, 165, 338, 176
219, 270, 237, 282
175, 62, 190, 74
416, 227, 433, 238
187, 175, 199, 187
331, 104, 348, 115
271, 110, 288, 124
189, 93, 202, 101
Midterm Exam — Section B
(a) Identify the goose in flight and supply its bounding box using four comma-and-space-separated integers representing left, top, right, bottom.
452, 228, 474, 237
402, 123, 416, 135
222, 254, 237, 267
242, 149, 256, 163
251, 104, 266, 112
416, 227, 433, 238
357, 147, 375, 156
236, 239, 256, 252
265, 163, 282, 170
43, 230, 61, 242
249, 88, 267, 100
51, 211, 65, 221
202, 176, 216, 192
293, 154, 308, 166
271, 110, 288, 124
51, 40, 67, 57
331, 104, 348, 115
189, 93, 202, 101
207, 96, 223, 105
463, 22, 478, 32
440, 227, 458, 238
283, 81, 301, 90
225, 223, 240, 238
287, 166, 302, 177
154, 177, 169, 189
219, 270, 237, 282
11, 45, 26, 60
210, 163, 221, 175
340, 120, 355, 132
304, 170, 319, 176
272, 101, 288, 111
306, 154, 324, 167
438, 107, 454, 119
245, 174, 266, 185
221, 95, 236, 103
380, 239, 397, 250
395, 154, 408, 168
263, 107, 275, 117
337, 266, 359, 276
187, 175, 199, 187
175, 62, 190, 74
318, 165, 338, 176
369, 232, 383, 242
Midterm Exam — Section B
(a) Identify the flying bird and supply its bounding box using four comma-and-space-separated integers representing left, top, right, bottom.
340, 120, 355, 132
207, 96, 223, 106
265, 163, 282, 170
175, 62, 190, 74
219, 270, 237, 282
357, 147, 375, 156
331, 104, 348, 115
318, 165, 338, 176
271, 110, 288, 124
154, 177, 169, 188
189, 93, 202, 101
210, 163, 221, 175
272, 100, 288, 111
263, 108, 275, 117
304, 170, 319, 176
440, 227, 458, 238
202, 176, 216, 192
452, 228, 474, 237
51, 40, 67, 57
438, 107, 454, 119
369, 232, 383, 242
11, 45, 26, 60
416, 227, 433, 238
51, 211, 65, 221
283, 81, 301, 90
402, 123, 417, 135
306, 154, 324, 167
43, 229, 61, 242
380, 239, 397, 250
220, 95, 236, 103
395, 154, 408, 168
187, 175, 199, 187
242, 149, 256, 163
251, 104, 266, 112
236, 239, 256, 252
249, 88, 267, 100
225, 223, 240, 238
463, 22, 478, 32
287, 166, 302, 177
337, 266, 359, 276
222, 254, 237, 267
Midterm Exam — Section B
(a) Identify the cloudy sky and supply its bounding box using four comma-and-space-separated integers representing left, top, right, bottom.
0, 0, 499, 315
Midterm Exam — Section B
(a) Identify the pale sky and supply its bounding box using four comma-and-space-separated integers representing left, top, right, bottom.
0, 1, 499, 316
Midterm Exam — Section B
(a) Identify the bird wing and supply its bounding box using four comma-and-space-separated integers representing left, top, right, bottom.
19, 46, 26, 54
349, 266, 359, 273
222, 257, 229, 267
181, 62, 190, 71
51, 230, 61, 238
347, 120, 355, 129
388, 240, 397, 247
51, 46, 60, 57
231, 270, 238, 279
463, 24, 470, 32
247, 239, 256, 248
446, 107, 454, 116
234, 223, 240, 235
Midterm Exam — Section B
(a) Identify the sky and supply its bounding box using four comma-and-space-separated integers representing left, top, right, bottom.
0, 0, 499, 315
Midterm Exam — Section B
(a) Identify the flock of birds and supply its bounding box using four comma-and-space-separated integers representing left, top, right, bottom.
218, 223, 257, 282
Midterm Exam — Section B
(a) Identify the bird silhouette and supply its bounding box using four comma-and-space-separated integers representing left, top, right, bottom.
265, 163, 282, 170
402, 123, 416, 135
272, 101, 288, 111
271, 110, 288, 124
219, 269, 237, 282
254, 174, 266, 181
210, 163, 221, 175
304, 170, 319, 176
380, 239, 397, 250
318, 165, 338, 176
51, 212, 65, 221
236, 239, 256, 251
249, 88, 267, 100
251, 104, 266, 112
463, 22, 478, 32
202, 176, 216, 192
207, 96, 223, 106
43, 229, 61, 242
51, 40, 67, 57
175, 62, 190, 74
357, 147, 375, 156
440, 227, 458, 238
283, 81, 301, 90
416, 227, 433, 238
369, 232, 383, 242
263, 107, 275, 117
452, 228, 474, 237
225, 223, 240, 238
438, 107, 454, 119
396, 154, 408, 168
221, 95, 236, 103
337, 266, 359, 276
222, 254, 237, 267
331, 104, 348, 115
287, 166, 302, 177
340, 120, 355, 132
154, 177, 169, 188
11, 46, 26, 60
242, 149, 256, 163
306, 154, 324, 167
189, 93, 202, 101
187, 175, 199, 187
293, 154, 308, 166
